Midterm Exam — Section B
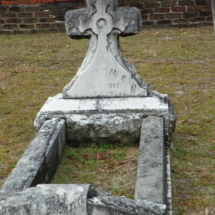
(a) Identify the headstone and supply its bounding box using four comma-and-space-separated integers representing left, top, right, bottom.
34, 0, 176, 146
63, 0, 148, 98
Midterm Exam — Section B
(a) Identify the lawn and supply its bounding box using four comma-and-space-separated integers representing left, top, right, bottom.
0, 26, 215, 214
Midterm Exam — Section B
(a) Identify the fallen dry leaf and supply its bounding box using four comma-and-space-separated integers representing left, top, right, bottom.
95, 153, 100, 160
118, 161, 126, 165
205, 207, 209, 215
104, 164, 112, 170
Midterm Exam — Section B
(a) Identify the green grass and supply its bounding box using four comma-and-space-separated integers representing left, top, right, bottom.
52, 145, 138, 199
0, 26, 215, 214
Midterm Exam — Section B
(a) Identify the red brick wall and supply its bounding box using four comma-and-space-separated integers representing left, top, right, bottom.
0, 1, 85, 34
0, 0, 213, 34
0, 0, 81, 5
118, 0, 213, 27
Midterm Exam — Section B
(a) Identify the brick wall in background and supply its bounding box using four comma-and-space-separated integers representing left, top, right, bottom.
0, 0, 213, 34
0, 0, 82, 5
0, 0, 84, 34
118, 0, 213, 28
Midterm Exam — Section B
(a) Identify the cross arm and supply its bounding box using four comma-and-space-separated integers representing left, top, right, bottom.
115, 7, 142, 36
65, 8, 92, 39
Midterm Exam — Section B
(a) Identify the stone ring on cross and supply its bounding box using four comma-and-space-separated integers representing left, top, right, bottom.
91, 6, 113, 35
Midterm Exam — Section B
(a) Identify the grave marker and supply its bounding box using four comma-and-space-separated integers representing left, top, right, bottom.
63, 0, 148, 98
34, 0, 176, 147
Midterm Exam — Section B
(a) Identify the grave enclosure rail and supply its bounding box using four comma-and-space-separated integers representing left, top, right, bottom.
0, 0, 213, 34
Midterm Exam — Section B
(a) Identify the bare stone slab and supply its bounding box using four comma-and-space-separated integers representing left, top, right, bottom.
63, 0, 148, 98
34, 92, 176, 146
135, 116, 165, 204
0, 118, 66, 201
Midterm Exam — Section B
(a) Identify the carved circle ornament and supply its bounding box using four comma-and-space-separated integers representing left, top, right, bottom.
97, 18, 107, 29
91, 12, 112, 35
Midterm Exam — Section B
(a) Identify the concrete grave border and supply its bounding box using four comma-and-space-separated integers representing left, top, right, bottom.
0, 116, 172, 215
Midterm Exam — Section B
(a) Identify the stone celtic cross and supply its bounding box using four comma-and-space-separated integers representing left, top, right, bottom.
63, 0, 148, 98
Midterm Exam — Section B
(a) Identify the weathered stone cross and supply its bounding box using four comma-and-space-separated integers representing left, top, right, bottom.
63, 0, 148, 98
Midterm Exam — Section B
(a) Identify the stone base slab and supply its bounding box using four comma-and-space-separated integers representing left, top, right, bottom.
34, 92, 176, 146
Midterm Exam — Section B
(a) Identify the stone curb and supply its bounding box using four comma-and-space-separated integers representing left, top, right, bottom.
0, 118, 66, 201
